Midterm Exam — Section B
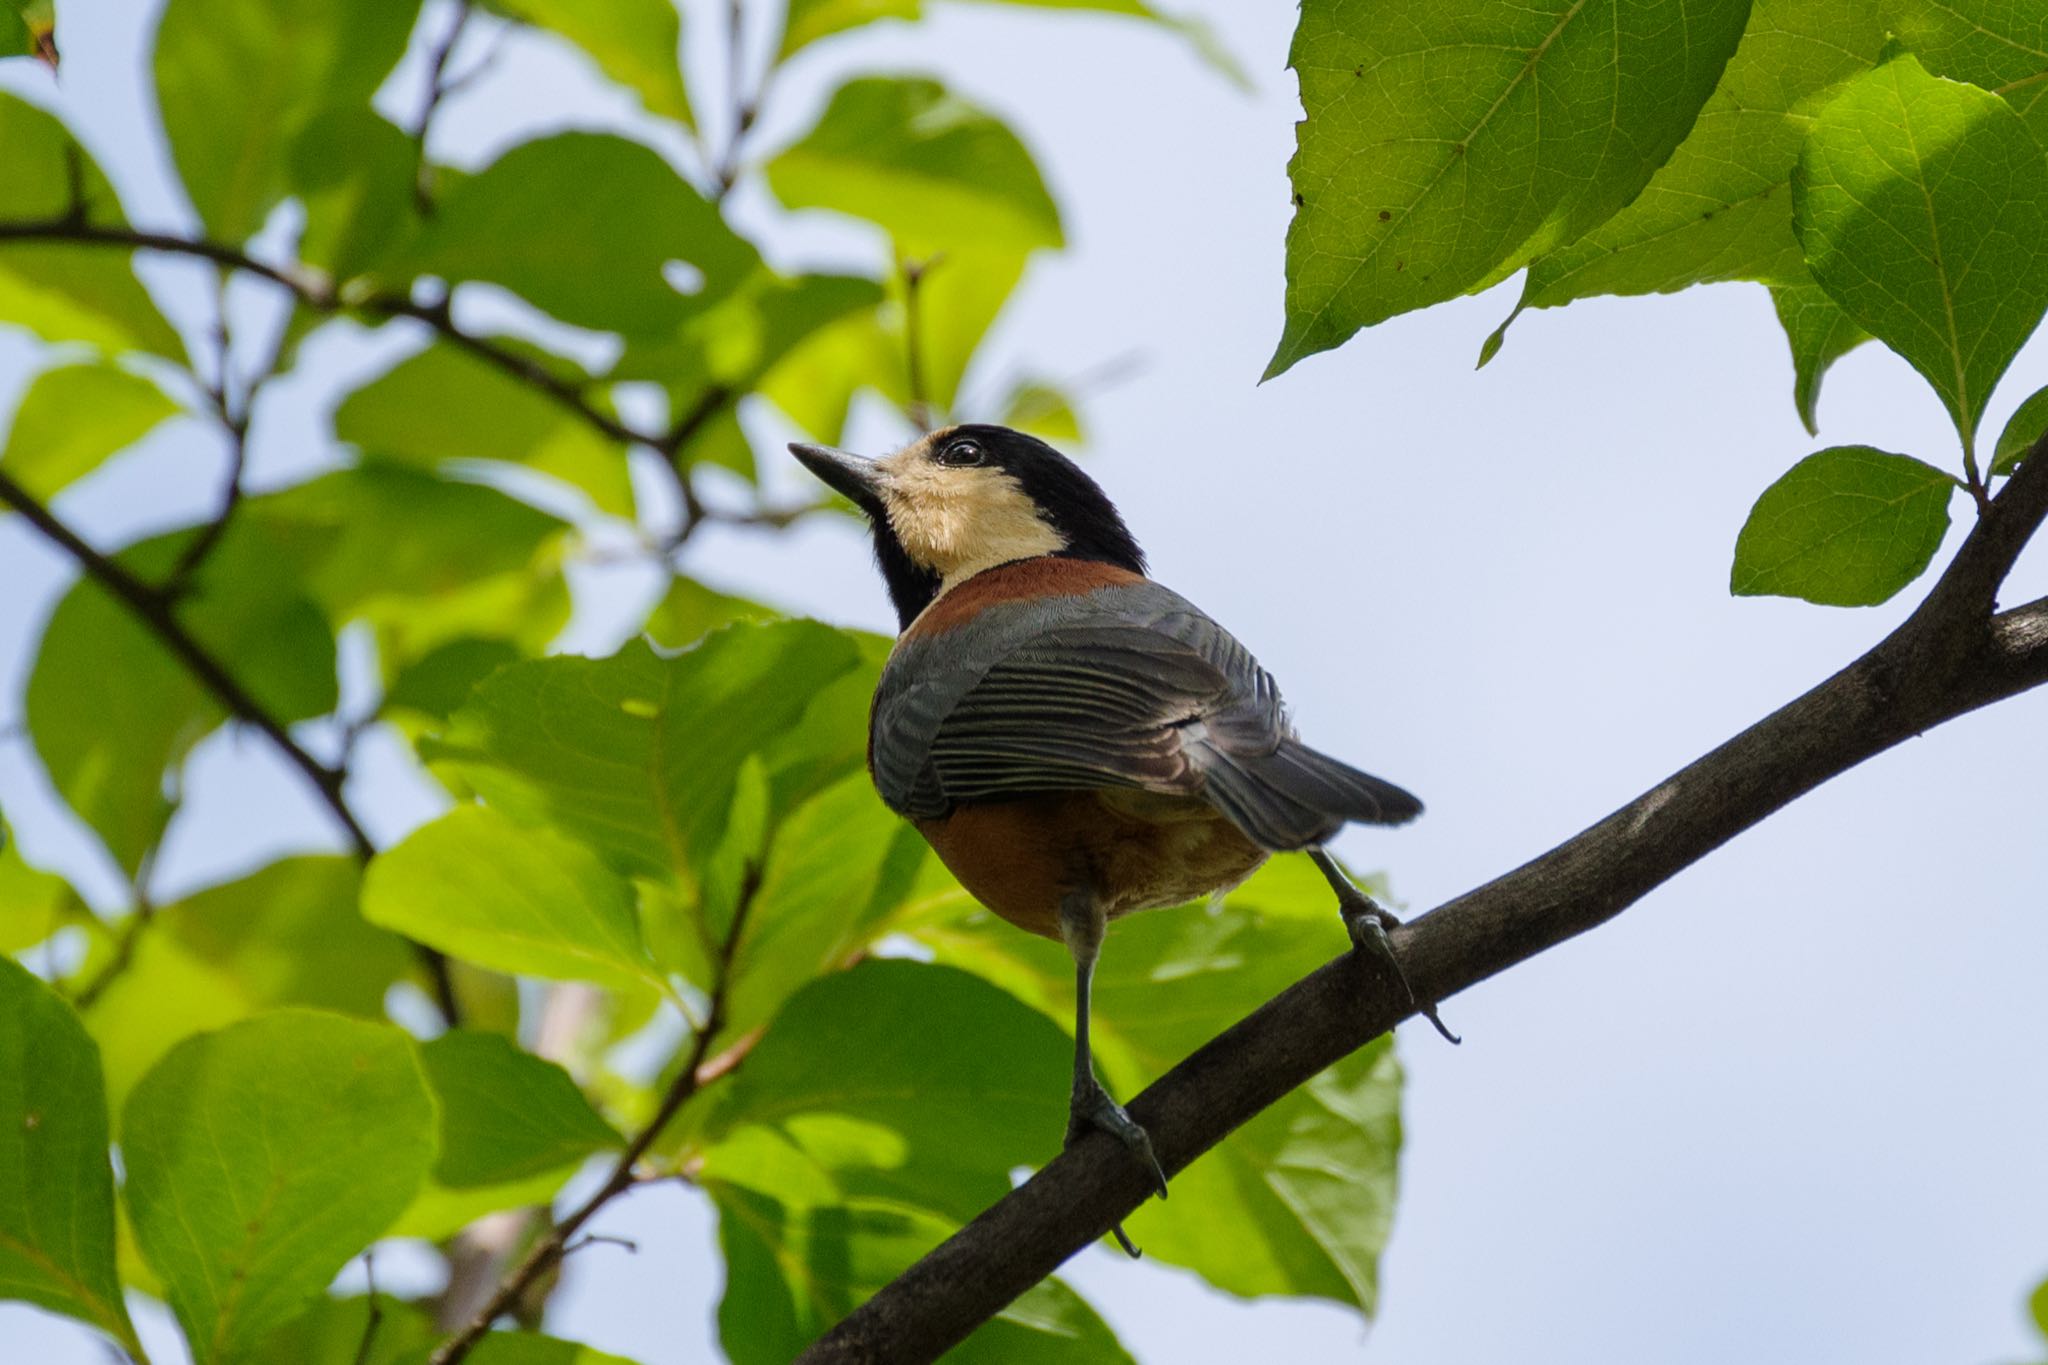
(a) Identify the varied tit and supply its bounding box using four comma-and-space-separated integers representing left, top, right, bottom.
791, 424, 1452, 1254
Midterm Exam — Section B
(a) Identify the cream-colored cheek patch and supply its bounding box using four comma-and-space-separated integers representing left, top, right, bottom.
877, 454, 1066, 590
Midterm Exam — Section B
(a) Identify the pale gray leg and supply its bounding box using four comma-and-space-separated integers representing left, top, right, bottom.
1308, 847, 1460, 1045
1059, 890, 1167, 1258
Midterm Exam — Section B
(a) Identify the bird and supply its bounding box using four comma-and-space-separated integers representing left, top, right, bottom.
790, 424, 1453, 1254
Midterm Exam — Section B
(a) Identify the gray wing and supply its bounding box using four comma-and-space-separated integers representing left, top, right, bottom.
871, 579, 1419, 849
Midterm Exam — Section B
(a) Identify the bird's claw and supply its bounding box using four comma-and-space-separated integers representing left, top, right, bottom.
1067, 1078, 1168, 1256
1340, 893, 1461, 1046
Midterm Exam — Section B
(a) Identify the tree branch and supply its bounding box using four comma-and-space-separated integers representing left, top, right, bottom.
799, 435, 2048, 1364
0, 468, 461, 1023
426, 865, 766, 1365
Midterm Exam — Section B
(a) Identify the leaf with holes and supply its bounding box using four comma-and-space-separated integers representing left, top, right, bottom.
1793, 55, 2048, 459
121, 1011, 436, 1364
1731, 446, 1956, 606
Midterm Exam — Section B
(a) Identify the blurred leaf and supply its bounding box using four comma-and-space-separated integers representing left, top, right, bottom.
154, 0, 420, 241
488, 0, 693, 128
0, 811, 74, 952
998, 377, 1082, 443
0, 5, 31, 58
411, 132, 756, 339
420, 1029, 620, 1187
1731, 446, 1955, 606
423, 624, 872, 890
156, 855, 409, 1016
385, 637, 522, 720
0, 93, 181, 357
947, 1276, 1137, 1364
902, 245, 1029, 413
83, 935, 250, 1111
1993, 384, 2048, 476
363, 805, 667, 995
253, 1294, 438, 1365
27, 525, 337, 875
767, 77, 1062, 253
1888, 0, 2048, 143
758, 308, 899, 442
1486, 0, 1888, 361
2032, 1274, 2048, 1339
389, 1164, 573, 1242
291, 106, 423, 283
1270, 0, 1751, 376
922, 860, 1404, 1308
0, 957, 140, 1354
0, 361, 179, 502
122, 1011, 437, 1364
643, 576, 776, 650
334, 343, 632, 516
1793, 55, 2048, 458
1770, 281, 1871, 437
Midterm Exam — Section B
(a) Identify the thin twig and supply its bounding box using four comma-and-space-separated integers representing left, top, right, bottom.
901, 255, 940, 432
0, 467, 461, 1024
427, 864, 766, 1365
798, 430, 2048, 1363
411, 1, 474, 212
351, 1250, 383, 1365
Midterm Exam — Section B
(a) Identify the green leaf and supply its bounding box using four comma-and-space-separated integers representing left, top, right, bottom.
1770, 280, 1872, 436
154, 0, 420, 241
998, 377, 1083, 443
0, 811, 75, 952
385, 637, 523, 721
1487, 0, 1889, 359
0, 94, 181, 357
900, 245, 1030, 413
1888, 0, 2048, 144
409, 132, 756, 339
419, 1030, 621, 1187
334, 342, 633, 517
922, 859, 1404, 1308
1731, 446, 1956, 605
1793, 54, 2048, 458
423, 624, 873, 890
1993, 384, 2048, 476
122, 1011, 437, 1364
2032, 1274, 2048, 1340
488, 0, 693, 128
0, 361, 180, 502
363, 805, 666, 994
0, 957, 140, 1354
643, 576, 777, 651
27, 525, 338, 875
768, 78, 1062, 254
291, 107, 424, 284
1270, 0, 1753, 376
252, 1294, 438, 1365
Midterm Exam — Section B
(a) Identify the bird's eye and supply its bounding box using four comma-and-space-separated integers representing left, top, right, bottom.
937, 439, 984, 467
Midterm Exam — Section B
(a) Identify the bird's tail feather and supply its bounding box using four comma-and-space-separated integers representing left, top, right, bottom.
1190, 738, 1422, 852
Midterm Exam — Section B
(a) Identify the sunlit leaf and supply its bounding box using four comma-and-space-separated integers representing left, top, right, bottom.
1770, 280, 1871, 437
1793, 55, 2048, 457
1485, 0, 1888, 362
1994, 385, 2048, 476
419, 1029, 621, 1187
0, 957, 140, 1355
363, 804, 667, 994
768, 77, 1062, 254
423, 624, 873, 890
334, 343, 633, 516
488, 0, 694, 128
0, 361, 180, 502
1888, 0, 2048, 143
0, 810, 75, 952
0, 93, 181, 357
998, 377, 1083, 443
1270, 0, 1752, 376
643, 576, 777, 651
1731, 446, 1955, 606
122, 1011, 437, 1364
410, 132, 756, 339
154, 0, 420, 242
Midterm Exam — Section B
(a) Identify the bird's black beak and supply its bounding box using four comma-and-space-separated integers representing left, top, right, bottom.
789, 442, 883, 509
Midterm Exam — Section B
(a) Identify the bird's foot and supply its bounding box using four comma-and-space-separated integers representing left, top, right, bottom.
1067, 1078, 1168, 1258
1338, 890, 1461, 1046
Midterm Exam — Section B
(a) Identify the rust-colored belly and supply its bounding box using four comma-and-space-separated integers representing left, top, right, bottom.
914, 790, 1267, 939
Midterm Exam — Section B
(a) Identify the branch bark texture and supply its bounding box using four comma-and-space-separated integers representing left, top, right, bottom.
800, 442, 2048, 1363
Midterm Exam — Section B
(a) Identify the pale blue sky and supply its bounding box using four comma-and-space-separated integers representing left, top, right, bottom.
4, 3, 2047, 1362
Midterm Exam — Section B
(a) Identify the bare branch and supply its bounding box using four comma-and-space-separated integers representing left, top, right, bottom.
799, 435, 2048, 1363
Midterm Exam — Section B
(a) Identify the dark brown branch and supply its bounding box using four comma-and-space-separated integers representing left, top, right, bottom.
800, 435, 2048, 1364
0, 468, 460, 1023
427, 865, 766, 1365
411, 1, 473, 212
